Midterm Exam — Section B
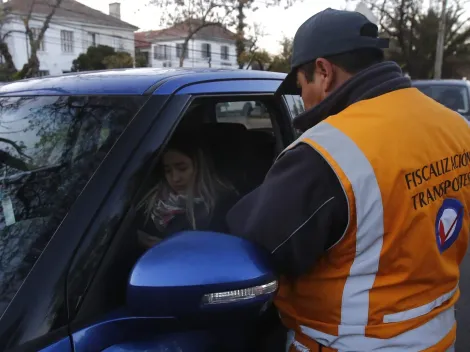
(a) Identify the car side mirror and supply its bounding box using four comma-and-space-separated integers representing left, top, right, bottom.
127, 231, 277, 324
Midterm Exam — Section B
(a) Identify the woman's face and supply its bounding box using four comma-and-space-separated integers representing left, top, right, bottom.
163, 149, 195, 194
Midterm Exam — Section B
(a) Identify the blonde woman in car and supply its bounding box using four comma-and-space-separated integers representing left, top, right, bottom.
136, 133, 238, 249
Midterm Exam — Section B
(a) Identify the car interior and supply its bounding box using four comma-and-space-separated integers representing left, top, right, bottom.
120, 96, 284, 261
72, 95, 291, 351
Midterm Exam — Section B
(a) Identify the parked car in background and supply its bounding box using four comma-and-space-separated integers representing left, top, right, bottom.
0, 68, 305, 351
216, 101, 264, 117
412, 79, 470, 120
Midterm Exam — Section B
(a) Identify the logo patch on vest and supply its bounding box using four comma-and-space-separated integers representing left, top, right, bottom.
435, 198, 464, 253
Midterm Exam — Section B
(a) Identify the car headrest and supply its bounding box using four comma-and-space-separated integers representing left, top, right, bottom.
198, 123, 247, 141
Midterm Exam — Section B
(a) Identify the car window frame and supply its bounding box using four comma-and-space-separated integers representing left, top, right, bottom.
281, 94, 305, 138
68, 94, 191, 331
66, 81, 298, 335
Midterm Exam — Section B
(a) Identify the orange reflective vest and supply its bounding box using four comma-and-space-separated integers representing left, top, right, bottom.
276, 88, 470, 352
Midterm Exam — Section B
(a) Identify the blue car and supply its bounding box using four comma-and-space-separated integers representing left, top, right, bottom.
0, 68, 306, 351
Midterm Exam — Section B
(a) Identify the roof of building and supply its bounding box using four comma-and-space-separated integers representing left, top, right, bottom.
0, 68, 286, 96
7, 0, 138, 30
135, 19, 238, 48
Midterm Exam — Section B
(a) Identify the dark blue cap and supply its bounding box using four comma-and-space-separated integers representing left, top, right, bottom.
276, 8, 389, 95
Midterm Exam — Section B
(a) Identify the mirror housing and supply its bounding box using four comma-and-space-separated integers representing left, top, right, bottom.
127, 231, 277, 322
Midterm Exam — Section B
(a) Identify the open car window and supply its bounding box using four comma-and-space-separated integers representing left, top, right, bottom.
215, 100, 272, 130
0, 95, 145, 315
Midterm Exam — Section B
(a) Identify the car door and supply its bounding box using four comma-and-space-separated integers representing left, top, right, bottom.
60, 93, 223, 352
61, 77, 299, 352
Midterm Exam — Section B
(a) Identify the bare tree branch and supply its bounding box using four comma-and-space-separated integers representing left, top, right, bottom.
19, 0, 64, 79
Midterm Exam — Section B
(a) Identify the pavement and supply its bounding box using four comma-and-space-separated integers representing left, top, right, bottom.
456, 244, 470, 351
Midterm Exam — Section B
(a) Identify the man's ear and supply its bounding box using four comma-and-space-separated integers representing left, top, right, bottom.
315, 58, 335, 92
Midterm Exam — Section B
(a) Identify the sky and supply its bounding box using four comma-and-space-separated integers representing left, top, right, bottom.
77, 0, 353, 54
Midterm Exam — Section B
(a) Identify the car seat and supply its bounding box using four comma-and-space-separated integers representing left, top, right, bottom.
195, 123, 276, 195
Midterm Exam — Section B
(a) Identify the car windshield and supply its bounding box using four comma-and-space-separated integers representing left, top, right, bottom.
0, 95, 145, 315
415, 84, 469, 114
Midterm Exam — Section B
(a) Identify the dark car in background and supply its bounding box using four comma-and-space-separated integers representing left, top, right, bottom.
412, 79, 470, 120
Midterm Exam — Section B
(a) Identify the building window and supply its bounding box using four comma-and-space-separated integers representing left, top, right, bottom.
112, 35, 124, 50
37, 70, 49, 77
176, 43, 188, 58
220, 45, 229, 60
88, 32, 98, 47
154, 45, 170, 60
60, 30, 74, 52
31, 28, 45, 51
201, 43, 211, 58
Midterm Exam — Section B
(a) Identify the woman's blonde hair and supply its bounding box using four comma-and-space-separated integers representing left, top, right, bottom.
138, 135, 235, 229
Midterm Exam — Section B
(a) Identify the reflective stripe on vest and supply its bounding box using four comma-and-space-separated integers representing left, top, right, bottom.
297, 121, 385, 331
284, 121, 457, 347
299, 306, 455, 351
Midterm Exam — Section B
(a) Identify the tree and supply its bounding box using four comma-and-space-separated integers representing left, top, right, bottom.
233, 0, 300, 69
366, 0, 470, 78
0, 3, 19, 80
150, 0, 301, 68
151, 0, 235, 67
71, 45, 117, 72
0, 0, 64, 80
241, 49, 272, 70
18, 0, 64, 79
269, 37, 292, 73
244, 37, 292, 72
135, 51, 149, 68
103, 52, 134, 69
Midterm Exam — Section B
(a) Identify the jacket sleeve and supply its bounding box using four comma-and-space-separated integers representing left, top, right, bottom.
226, 143, 348, 279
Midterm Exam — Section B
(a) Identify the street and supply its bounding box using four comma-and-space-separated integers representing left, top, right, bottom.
456, 244, 470, 351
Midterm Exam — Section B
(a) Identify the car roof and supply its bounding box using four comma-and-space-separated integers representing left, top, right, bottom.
0, 68, 287, 96
412, 79, 469, 87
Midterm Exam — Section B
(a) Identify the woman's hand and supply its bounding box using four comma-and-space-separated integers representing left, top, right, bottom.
137, 230, 162, 249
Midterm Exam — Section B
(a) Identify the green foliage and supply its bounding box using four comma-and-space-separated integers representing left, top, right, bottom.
135, 51, 149, 67
370, 0, 470, 78
71, 45, 116, 72
102, 52, 134, 69
269, 37, 292, 73
248, 37, 292, 73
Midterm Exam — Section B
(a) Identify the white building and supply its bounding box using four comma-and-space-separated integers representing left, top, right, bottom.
3, 0, 138, 76
135, 20, 240, 69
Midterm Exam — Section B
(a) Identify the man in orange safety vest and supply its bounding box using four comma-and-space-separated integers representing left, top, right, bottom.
227, 8, 470, 352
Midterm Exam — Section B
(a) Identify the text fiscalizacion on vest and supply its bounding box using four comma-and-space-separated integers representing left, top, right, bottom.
405, 150, 470, 210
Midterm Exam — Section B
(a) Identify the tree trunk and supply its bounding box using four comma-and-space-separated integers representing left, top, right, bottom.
179, 21, 217, 67
179, 37, 191, 67
236, 1, 246, 69
19, 50, 40, 79
18, 0, 64, 79
0, 42, 17, 77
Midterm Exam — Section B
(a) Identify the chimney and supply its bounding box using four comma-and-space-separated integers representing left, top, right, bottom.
109, 3, 121, 19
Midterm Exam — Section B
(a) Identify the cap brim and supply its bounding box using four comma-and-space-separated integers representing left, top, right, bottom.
275, 70, 301, 96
